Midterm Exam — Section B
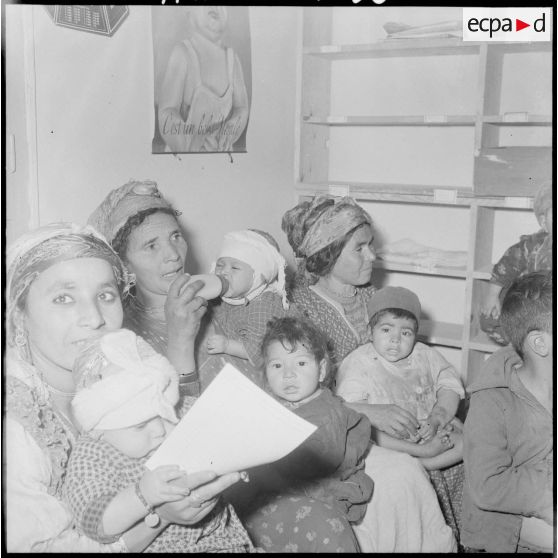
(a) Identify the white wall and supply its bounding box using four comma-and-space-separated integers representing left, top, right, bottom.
5, 5, 302, 272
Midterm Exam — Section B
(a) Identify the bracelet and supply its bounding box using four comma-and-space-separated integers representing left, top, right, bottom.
179, 370, 198, 382
134, 481, 160, 528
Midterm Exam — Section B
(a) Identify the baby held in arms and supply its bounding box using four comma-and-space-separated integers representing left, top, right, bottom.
63, 329, 257, 553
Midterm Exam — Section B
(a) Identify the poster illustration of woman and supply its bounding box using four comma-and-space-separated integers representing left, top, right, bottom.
152, 6, 251, 154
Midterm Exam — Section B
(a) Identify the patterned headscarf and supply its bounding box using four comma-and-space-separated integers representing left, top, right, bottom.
282, 195, 373, 258
87, 179, 174, 245
212, 229, 288, 309
6, 222, 130, 351
72, 329, 179, 432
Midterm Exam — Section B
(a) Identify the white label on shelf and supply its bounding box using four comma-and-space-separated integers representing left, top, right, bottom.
320, 45, 341, 53
328, 116, 348, 124
329, 184, 350, 197
424, 115, 448, 123
503, 112, 528, 122
433, 189, 457, 204
504, 197, 532, 208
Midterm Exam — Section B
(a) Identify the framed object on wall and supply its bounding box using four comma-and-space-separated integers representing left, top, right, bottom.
44, 5, 129, 37
151, 6, 252, 154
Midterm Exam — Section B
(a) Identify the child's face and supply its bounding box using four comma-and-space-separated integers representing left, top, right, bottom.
101, 416, 170, 459
264, 340, 326, 403
215, 257, 254, 298
371, 312, 417, 363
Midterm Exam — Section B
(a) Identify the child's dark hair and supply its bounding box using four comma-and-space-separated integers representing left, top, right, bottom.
500, 271, 552, 359
261, 316, 332, 386
369, 308, 419, 333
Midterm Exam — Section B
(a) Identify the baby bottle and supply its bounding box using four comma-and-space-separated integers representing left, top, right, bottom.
186, 273, 229, 300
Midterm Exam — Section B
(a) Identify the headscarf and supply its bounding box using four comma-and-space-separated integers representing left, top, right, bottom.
72, 329, 179, 432
282, 196, 373, 259
212, 229, 288, 309
6, 222, 130, 352
533, 181, 553, 225
87, 179, 174, 245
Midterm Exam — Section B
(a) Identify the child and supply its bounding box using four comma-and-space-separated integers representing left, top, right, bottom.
201, 229, 289, 388
336, 286, 466, 541
227, 316, 374, 527
480, 181, 553, 345
462, 271, 553, 553
63, 328, 258, 553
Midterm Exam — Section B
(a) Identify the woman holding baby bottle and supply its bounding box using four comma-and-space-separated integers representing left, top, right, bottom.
87, 180, 360, 553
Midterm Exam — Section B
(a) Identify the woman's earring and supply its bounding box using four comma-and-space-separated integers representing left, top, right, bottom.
14, 327, 27, 348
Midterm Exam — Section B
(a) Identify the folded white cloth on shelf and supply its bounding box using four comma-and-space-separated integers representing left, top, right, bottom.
377, 238, 467, 269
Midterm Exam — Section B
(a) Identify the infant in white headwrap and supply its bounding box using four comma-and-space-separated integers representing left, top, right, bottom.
204, 229, 289, 386
63, 329, 257, 552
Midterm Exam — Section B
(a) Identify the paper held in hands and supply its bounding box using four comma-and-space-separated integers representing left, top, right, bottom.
145, 364, 317, 475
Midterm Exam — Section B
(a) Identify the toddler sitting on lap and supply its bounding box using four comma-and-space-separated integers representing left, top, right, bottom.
229, 316, 374, 527
63, 328, 258, 553
336, 286, 465, 541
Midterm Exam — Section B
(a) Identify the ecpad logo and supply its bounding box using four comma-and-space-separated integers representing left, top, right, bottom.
463, 8, 551, 42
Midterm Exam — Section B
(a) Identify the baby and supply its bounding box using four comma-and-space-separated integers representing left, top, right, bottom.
63, 328, 257, 553
201, 229, 289, 388
228, 316, 374, 525
480, 181, 553, 345
336, 286, 465, 540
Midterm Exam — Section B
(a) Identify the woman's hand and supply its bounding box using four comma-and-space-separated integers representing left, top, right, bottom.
165, 274, 208, 344
156, 471, 242, 526
367, 404, 420, 440
481, 282, 503, 318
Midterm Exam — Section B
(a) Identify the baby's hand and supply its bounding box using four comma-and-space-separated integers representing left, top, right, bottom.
139, 466, 190, 507
420, 433, 454, 458
481, 283, 503, 318
418, 416, 443, 442
207, 334, 228, 355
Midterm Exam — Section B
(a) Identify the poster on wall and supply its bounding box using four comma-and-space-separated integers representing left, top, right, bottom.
151, 6, 252, 154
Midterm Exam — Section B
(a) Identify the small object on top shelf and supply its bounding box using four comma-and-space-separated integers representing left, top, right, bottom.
383, 20, 462, 40
377, 238, 468, 270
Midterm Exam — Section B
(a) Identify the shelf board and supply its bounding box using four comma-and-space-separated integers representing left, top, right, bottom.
417, 320, 463, 349
483, 114, 552, 126
304, 40, 551, 60
468, 331, 502, 353
304, 39, 481, 59
304, 115, 476, 126
296, 182, 535, 209
374, 259, 467, 278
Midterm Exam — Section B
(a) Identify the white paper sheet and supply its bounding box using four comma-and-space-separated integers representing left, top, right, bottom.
145, 364, 317, 475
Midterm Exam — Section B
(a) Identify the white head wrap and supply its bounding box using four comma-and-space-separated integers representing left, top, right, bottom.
72, 329, 179, 432
212, 230, 288, 309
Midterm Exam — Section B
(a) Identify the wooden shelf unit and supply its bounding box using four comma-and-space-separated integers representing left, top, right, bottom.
296, 8, 551, 384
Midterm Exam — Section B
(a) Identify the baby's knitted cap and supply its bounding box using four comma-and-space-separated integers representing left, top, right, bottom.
367, 286, 421, 324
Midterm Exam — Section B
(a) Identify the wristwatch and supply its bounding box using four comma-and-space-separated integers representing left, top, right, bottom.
135, 481, 160, 528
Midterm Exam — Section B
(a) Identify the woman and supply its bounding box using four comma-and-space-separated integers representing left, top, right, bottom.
87, 181, 360, 553
88, 179, 207, 397
282, 195, 457, 553
5, 223, 247, 552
